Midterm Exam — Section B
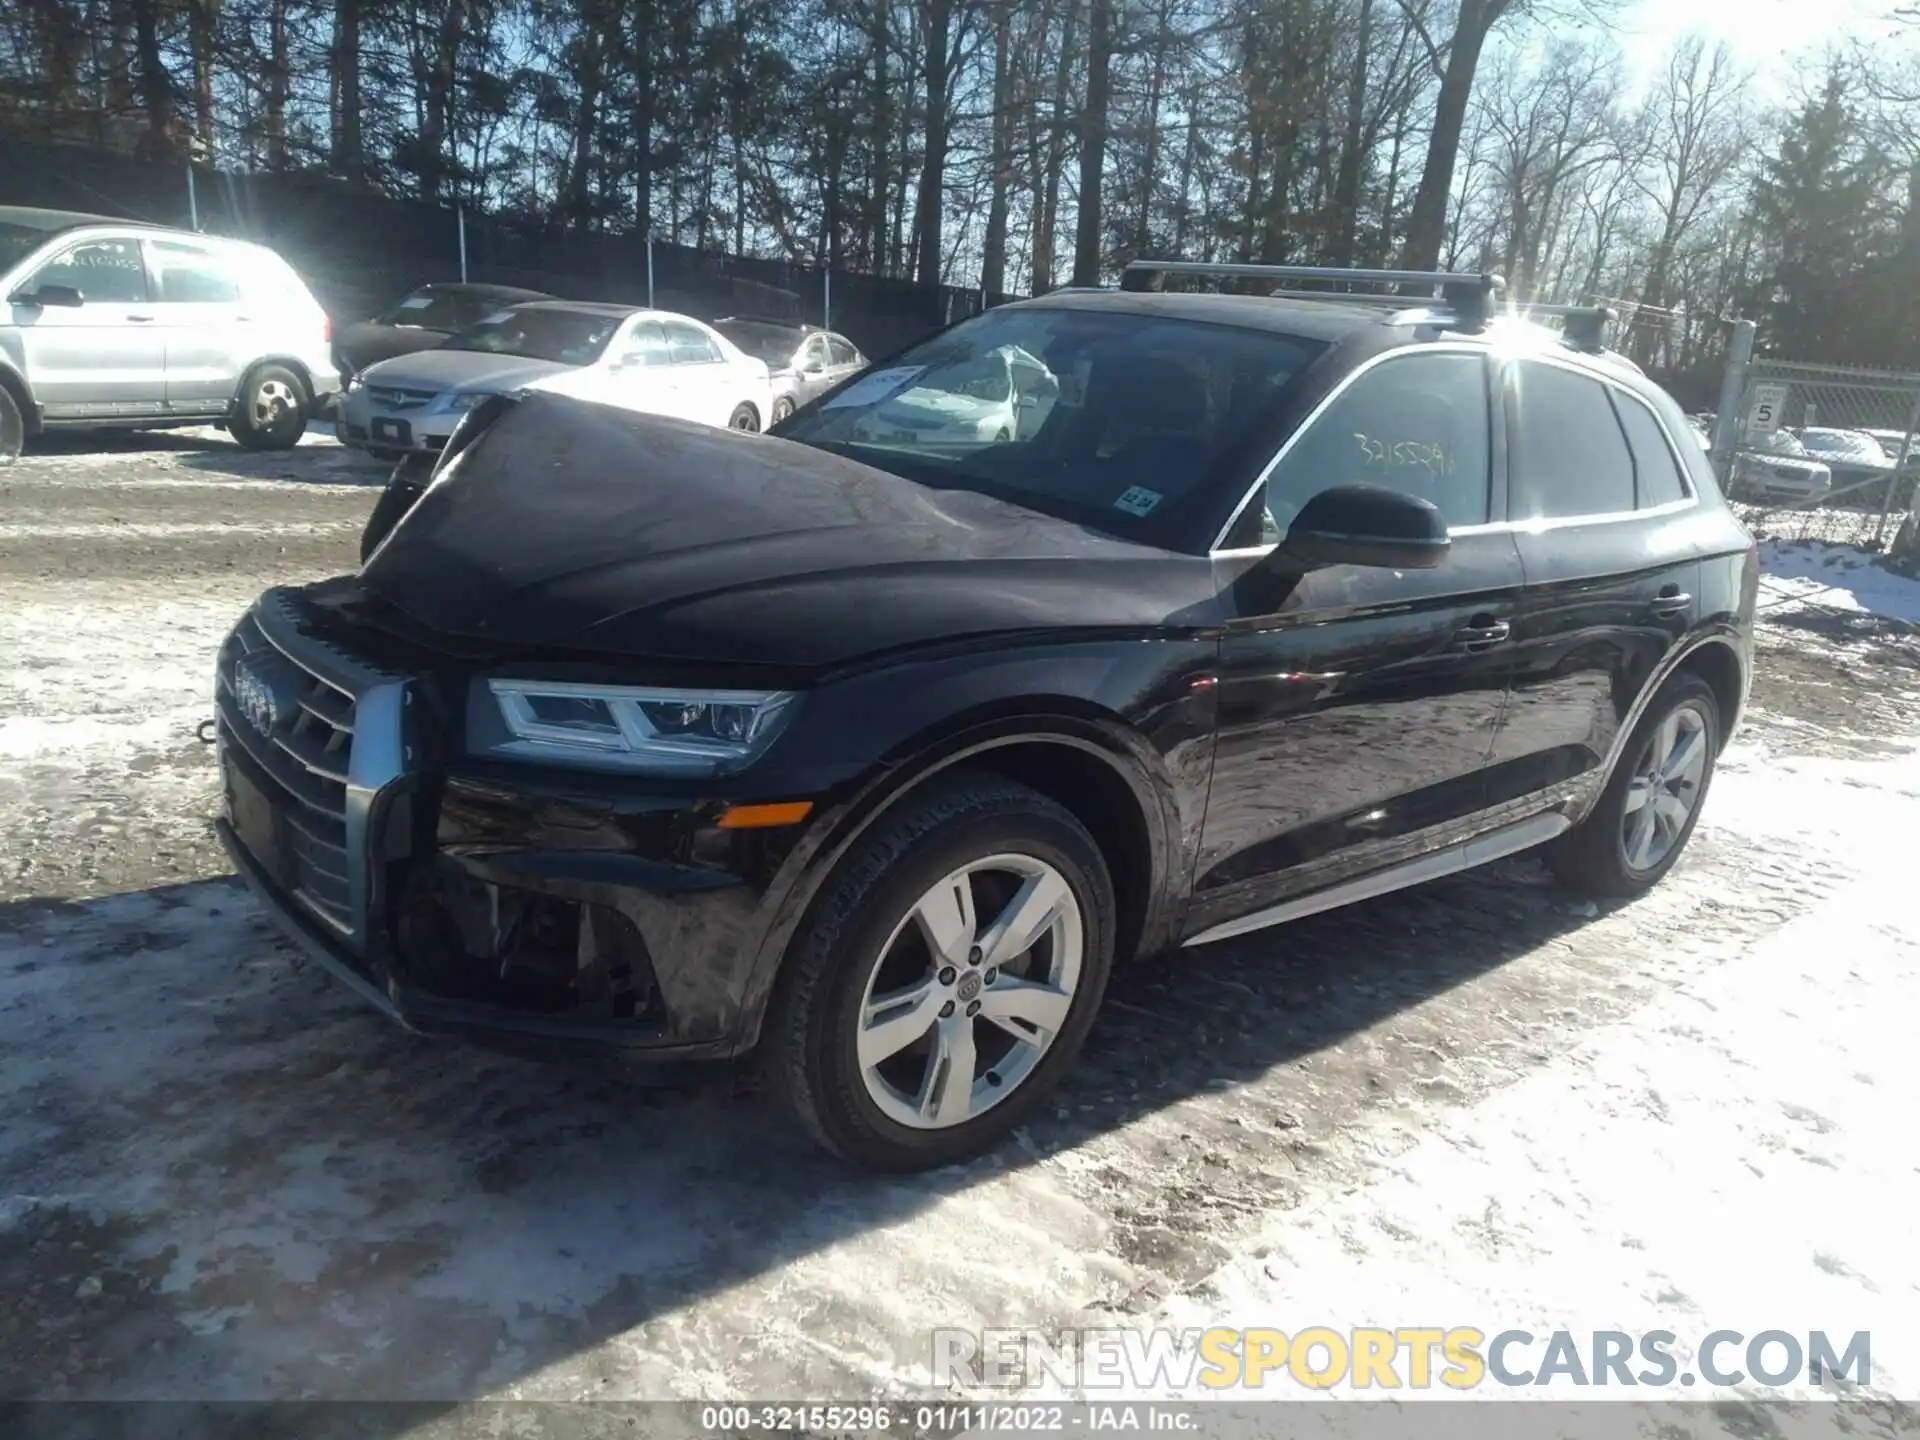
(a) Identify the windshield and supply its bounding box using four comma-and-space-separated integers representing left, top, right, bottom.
377, 287, 473, 330
714, 321, 803, 366
1799, 430, 1870, 456
779, 307, 1322, 546
444, 307, 620, 365
0, 221, 56, 278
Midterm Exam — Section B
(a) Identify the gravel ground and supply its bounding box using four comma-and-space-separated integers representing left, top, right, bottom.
2, 432, 1918, 1428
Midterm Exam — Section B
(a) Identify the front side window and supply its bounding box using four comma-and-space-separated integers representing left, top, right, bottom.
27, 238, 148, 304
1261, 352, 1493, 538
150, 241, 241, 304
1508, 360, 1635, 520
801, 336, 830, 370
1609, 390, 1691, 509
778, 305, 1322, 547
443, 307, 620, 366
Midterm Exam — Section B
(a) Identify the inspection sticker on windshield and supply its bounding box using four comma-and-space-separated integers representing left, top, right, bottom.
398, 296, 436, 310
822, 366, 926, 409
1112, 486, 1163, 517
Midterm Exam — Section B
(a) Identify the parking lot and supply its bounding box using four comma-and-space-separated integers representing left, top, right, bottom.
3, 433, 1920, 1424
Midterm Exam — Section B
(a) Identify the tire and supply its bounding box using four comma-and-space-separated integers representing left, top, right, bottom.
231, 364, 308, 451
768, 771, 1116, 1171
1548, 672, 1721, 900
0, 385, 22, 464
728, 402, 761, 433
771, 397, 796, 426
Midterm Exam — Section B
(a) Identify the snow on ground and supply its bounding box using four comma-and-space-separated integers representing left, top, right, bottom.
2, 437, 1918, 1435
1758, 539, 1920, 625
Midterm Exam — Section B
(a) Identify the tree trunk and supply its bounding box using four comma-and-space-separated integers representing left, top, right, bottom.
866, 2, 891, 271
265, 0, 288, 168
1133, 0, 1168, 257
914, 0, 954, 285
129, 0, 173, 156
1032, 0, 1080, 293
1070, 0, 1112, 286
1400, 0, 1505, 270
631, 0, 653, 236
416, 0, 471, 203
331, 0, 363, 179
1329, 0, 1373, 266
189, 0, 219, 156
980, 2, 1014, 295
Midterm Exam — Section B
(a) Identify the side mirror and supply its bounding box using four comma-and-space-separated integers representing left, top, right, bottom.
12, 284, 84, 308
1277, 483, 1450, 571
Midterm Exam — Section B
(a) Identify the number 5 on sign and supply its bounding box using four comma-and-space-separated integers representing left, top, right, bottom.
1746, 383, 1788, 435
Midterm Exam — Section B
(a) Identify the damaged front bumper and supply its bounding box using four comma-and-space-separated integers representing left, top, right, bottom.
212, 586, 816, 1069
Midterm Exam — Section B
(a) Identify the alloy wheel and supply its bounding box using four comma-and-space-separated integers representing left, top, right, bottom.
253, 378, 298, 435
1621, 702, 1709, 871
855, 853, 1084, 1130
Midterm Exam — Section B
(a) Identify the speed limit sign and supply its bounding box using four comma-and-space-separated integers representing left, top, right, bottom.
1746, 383, 1788, 435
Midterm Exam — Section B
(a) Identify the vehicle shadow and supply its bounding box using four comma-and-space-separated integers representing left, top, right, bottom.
0, 847, 1636, 1415
23, 429, 390, 487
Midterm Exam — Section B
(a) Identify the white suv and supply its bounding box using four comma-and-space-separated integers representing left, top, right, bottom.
0, 206, 341, 461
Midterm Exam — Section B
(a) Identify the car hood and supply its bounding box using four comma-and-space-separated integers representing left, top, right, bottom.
334, 321, 453, 373
359, 393, 1215, 669
357, 349, 571, 394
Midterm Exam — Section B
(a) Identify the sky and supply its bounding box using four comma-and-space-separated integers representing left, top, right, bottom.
1615, 0, 1911, 96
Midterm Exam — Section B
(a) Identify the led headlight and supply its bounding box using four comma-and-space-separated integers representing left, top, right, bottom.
473, 680, 796, 776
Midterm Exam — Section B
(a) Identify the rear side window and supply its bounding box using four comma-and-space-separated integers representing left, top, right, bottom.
1609, 390, 1691, 509
828, 337, 860, 366
29, 238, 148, 304
620, 321, 673, 367
1508, 361, 1635, 519
1264, 352, 1493, 534
151, 241, 241, 304
665, 322, 721, 365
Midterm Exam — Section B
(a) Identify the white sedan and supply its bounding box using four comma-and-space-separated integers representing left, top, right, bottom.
336, 301, 774, 458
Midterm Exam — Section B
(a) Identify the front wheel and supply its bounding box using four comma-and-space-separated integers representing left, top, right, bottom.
771, 396, 796, 426
728, 402, 761, 433
0, 385, 23, 463
1549, 672, 1721, 899
231, 364, 308, 451
768, 772, 1115, 1171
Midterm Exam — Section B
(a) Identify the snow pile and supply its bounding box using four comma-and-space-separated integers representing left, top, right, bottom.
1758, 540, 1920, 625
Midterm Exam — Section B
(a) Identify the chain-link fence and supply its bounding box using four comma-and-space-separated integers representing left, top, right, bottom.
1718, 358, 1920, 553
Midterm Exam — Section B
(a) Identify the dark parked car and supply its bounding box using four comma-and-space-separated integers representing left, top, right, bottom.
332, 281, 553, 382
215, 262, 1757, 1171
712, 317, 866, 423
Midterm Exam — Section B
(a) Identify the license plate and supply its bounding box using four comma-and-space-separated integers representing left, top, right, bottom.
227, 758, 292, 889
372, 417, 411, 443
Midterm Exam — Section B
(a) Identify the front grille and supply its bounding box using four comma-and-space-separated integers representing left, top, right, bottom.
368, 387, 436, 410
216, 589, 406, 948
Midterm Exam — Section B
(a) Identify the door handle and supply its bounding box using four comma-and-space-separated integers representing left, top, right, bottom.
1649, 590, 1693, 618
1452, 617, 1512, 653
126, 313, 156, 323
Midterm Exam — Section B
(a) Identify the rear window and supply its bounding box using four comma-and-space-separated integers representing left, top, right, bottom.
1609, 391, 1691, 509
1508, 361, 1636, 520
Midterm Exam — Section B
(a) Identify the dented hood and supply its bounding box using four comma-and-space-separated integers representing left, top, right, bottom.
359, 394, 1217, 669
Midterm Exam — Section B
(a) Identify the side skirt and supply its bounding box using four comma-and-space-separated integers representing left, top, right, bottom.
1181, 810, 1571, 949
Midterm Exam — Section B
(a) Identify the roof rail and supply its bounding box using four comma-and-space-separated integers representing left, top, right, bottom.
1505, 302, 1616, 352
1119, 260, 1506, 325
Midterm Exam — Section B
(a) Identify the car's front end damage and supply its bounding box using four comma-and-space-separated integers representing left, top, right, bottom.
213, 391, 1210, 1067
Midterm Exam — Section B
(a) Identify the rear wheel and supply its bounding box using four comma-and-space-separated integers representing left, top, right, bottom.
728, 402, 761, 433
231, 364, 308, 451
0, 385, 22, 463
1549, 673, 1721, 899
769, 772, 1115, 1171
